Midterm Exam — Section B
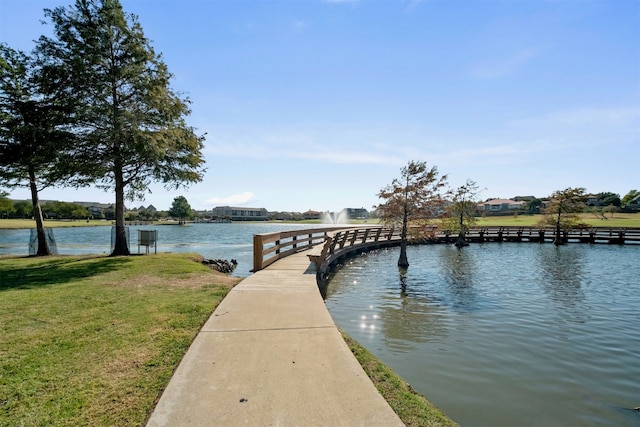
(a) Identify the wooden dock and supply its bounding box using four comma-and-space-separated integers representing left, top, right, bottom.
252, 225, 640, 296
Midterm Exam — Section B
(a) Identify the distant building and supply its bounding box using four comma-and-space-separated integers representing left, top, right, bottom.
303, 210, 322, 220
132, 204, 157, 213
73, 201, 115, 217
512, 195, 536, 202
345, 207, 369, 220
478, 198, 526, 212
211, 206, 268, 221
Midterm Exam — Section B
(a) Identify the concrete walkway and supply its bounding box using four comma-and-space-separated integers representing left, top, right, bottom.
146, 251, 404, 426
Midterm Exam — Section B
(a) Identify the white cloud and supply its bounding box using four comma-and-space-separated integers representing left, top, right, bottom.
204, 124, 414, 166
205, 192, 258, 206
472, 47, 541, 79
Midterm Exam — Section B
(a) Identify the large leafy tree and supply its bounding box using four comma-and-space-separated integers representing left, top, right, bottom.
539, 187, 586, 246
41, 201, 90, 219
0, 44, 77, 255
0, 191, 13, 218
621, 189, 639, 207
595, 192, 621, 208
13, 200, 33, 218
168, 195, 192, 225
39, 0, 205, 255
376, 160, 448, 268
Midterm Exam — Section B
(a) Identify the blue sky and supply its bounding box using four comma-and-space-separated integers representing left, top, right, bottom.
1, 0, 639, 212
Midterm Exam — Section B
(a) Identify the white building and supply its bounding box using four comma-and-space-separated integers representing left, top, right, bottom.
479, 198, 526, 212
211, 206, 268, 221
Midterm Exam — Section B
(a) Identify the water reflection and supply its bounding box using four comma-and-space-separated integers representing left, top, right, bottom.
378, 287, 448, 353
438, 246, 478, 311
537, 246, 587, 323
373, 265, 449, 353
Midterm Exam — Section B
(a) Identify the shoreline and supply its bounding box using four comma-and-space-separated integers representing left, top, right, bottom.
2, 212, 640, 230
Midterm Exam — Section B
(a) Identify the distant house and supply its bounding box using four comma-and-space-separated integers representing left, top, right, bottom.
585, 194, 601, 207
134, 204, 157, 213
303, 210, 322, 220
479, 198, 526, 212
512, 195, 536, 202
345, 208, 369, 220
211, 206, 268, 221
74, 201, 115, 217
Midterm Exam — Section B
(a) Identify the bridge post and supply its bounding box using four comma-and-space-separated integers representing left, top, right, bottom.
253, 234, 264, 272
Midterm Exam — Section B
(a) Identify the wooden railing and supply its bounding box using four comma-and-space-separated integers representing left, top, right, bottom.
252, 226, 353, 272
441, 226, 640, 245
306, 226, 402, 269
253, 225, 640, 273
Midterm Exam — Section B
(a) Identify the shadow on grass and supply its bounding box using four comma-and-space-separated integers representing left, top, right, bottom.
0, 256, 132, 291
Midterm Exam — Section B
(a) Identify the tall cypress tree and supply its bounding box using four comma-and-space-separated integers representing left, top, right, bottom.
38, 0, 205, 255
376, 161, 448, 268
541, 187, 586, 246
0, 44, 77, 256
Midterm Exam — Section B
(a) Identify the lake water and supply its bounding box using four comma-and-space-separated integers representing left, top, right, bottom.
2, 224, 638, 425
324, 243, 640, 427
0, 222, 323, 277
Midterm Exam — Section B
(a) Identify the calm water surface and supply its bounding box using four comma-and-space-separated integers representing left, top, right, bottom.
325, 244, 640, 427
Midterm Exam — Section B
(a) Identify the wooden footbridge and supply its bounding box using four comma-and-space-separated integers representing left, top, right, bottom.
253, 225, 640, 293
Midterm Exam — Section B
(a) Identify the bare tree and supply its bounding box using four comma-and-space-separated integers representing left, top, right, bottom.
375, 160, 448, 268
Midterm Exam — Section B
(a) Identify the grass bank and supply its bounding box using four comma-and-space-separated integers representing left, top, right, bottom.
0, 219, 112, 229
341, 331, 459, 427
1, 253, 458, 426
474, 212, 640, 228
0, 253, 238, 426
2, 213, 639, 230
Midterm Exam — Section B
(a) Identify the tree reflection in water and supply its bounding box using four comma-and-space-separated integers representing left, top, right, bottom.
537, 245, 587, 324
438, 245, 478, 312
376, 265, 449, 353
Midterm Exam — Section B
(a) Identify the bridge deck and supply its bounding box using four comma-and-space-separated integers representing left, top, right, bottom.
146, 251, 403, 427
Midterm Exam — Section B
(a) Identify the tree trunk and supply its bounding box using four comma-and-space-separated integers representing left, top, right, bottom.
398, 209, 409, 268
455, 234, 469, 248
29, 167, 50, 256
455, 208, 468, 248
398, 239, 409, 268
111, 172, 130, 256
553, 206, 564, 246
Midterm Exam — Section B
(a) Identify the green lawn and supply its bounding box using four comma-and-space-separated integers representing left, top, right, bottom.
474, 212, 640, 228
0, 253, 237, 426
0, 219, 113, 229
3, 212, 639, 230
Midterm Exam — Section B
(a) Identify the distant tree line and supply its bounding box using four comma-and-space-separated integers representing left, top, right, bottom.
375, 160, 639, 266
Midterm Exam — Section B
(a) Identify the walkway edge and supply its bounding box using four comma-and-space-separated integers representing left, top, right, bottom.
146, 252, 404, 426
